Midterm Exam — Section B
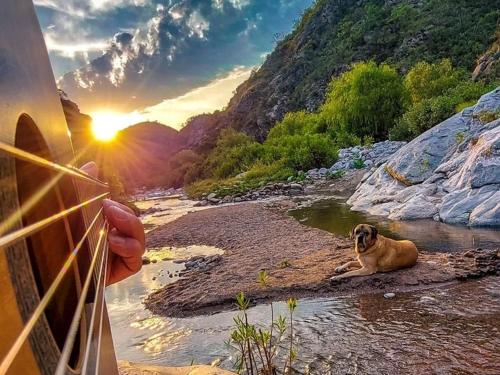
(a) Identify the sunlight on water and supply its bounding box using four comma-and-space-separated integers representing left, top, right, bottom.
136, 197, 209, 233
106, 244, 225, 364
146, 245, 224, 262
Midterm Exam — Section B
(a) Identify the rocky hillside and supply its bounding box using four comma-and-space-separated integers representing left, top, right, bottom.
188, 0, 499, 142
63, 0, 500, 190
111, 122, 180, 189
348, 87, 500, 226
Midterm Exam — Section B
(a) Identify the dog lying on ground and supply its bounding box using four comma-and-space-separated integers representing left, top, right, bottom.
330, 224, 418, 282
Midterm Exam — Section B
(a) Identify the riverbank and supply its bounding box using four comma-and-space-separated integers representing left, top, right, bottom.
144, 200, 499, 318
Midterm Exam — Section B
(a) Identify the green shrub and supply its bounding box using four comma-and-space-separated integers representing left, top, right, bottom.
392, 77, 498, 140
244, 160, 294, 182
267, 111, 320, 138
404, 59, 465, 104
263, 133, 337, 171
204, 128, 263, 179
321, 61, 406, 141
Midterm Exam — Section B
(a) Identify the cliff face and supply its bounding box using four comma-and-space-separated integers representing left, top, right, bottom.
473, 31, 500, 81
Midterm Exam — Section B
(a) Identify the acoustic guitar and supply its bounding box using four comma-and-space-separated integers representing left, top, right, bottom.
0, 1, 119, 374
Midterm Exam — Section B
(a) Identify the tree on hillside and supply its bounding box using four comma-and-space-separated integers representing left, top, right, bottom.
404, 59, 464, 104
320, 61, 406, 142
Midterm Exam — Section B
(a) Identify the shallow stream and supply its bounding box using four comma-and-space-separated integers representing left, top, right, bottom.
106, 197, 500, 374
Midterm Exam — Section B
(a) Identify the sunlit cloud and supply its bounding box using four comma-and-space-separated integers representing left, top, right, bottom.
34, 0, 149, 17
36, 0, 313, 111
140, 67, 253, 129
44, 33, 108, 58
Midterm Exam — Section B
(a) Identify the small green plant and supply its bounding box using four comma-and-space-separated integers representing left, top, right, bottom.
421, 158, 430, 171
293, 171, 307, 182
352, 157, 365, 169
227, 276, 299, 374
363, 135, 375, 147
279, 260, 291, 268
326, 169, 345, 180
285, 298, 297, 374
476, 110, 500, 124
455, 132, 465, 144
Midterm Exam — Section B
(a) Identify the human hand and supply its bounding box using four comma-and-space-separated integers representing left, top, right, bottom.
80, 162, 145, 285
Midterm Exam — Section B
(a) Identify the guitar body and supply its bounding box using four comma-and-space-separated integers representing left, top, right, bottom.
0, 1, 118, 374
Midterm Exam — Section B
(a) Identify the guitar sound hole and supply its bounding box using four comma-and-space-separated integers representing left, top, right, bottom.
15, 114, 85, 371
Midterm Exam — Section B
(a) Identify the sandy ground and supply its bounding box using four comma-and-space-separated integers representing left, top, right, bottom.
144, 202, 499, 318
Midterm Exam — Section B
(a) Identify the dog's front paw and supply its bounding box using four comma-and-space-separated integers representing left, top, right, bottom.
335, 266, 345, 274
329, 275, 342, 283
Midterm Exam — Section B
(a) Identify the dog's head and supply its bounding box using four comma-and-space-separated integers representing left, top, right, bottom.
350, 224, 378, 253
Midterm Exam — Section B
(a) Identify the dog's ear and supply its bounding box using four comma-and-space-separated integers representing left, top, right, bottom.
349, 226, 356, 240
369, 225, 378, 239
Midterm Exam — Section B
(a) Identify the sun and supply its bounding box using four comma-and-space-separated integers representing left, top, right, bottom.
90, 111, 143, 141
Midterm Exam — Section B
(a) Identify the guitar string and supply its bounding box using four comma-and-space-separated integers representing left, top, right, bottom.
55, 223, 108, 375
0, 143, 114, 374
0, 192, 109, 248
93, 240, 109, 375
0, 208, 104, 375
0, 143, 98, 237
80, 225, 109, 374
0, 141, 107, 188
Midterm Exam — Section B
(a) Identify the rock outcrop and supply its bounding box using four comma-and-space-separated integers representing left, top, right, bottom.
348, 88, 500, 226
307, 140, 406, 179
472, 30, 500, 81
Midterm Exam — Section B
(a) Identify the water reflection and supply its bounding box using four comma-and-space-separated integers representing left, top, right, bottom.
289, 198, 500, 251
107, 268, 500, 374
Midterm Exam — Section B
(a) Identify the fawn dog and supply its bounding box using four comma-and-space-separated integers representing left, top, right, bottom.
330, 224, 418, 281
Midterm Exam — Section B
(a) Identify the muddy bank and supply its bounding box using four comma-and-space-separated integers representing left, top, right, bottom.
144, 203, 499, 318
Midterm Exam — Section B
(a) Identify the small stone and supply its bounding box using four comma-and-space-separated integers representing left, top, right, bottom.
290, 183, 303, 190
142, 257, 151, 265
383, 292, 396, 299
151, 259, 157, 263
207, 193, 217, 200
488, 289, 500, 298
418, 296, 438, 304
152, 277, 156, 281
463, 250, 475, 258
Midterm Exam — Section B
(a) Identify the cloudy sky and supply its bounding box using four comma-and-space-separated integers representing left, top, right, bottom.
34, 0, 312, 130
